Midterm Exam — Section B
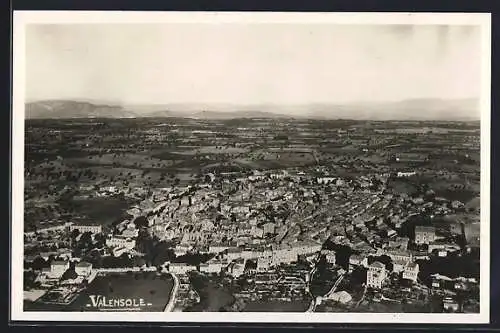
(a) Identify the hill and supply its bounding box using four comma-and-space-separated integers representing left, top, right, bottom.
24, 98, 480, 120
25, 100, 137, 119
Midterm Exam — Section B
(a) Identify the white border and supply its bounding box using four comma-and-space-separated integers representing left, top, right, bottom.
11, 11, 491, 324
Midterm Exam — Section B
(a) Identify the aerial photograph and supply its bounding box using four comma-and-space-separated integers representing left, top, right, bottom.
21, 20, 483, 315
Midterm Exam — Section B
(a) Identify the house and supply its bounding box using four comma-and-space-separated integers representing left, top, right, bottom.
106, 235, 136, 250
229, 259, 246, 277
388, 237, 409, 250
415, 226, 436, 245
226, 247, 244, 261
69, 224, 102, 234
402, 262, 419, 282
386, 249, 412, 263
75, 262, 93, 277
349, 254, 367, 272
262, 222, 276, 235
329, 291, 353, 304
257, 256, 273, 272
443, 297, 460, 312
174, 244, 192, 256
397, 171, 416, 178
112, 247, 128, 257
325, 252, 336, 265
199, 263, 218, 274
169, 263, 196, 275
121, 223, 139, 238
392, 259, 407, 273
209, 244, 230, 254
366, 261, 387, 289
251, 226, 264, 238
47, 260, 69, 279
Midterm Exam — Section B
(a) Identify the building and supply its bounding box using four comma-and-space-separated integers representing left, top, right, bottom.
386, 249, 412, 263
402, 262, 419, 282
397, 171, 417, 178
366, 261, 387, 289
169, 263, 197, 275
75, 262, 93, 277
48, 260, 69, 279
443, 297, 460, 312
199, 263, 221, 274
349, 254, 367, 272
174, 244, 192, 257
209, 244, 230, 254
262, 222, 276, 235
229, 259, 246, 278
69, 224, 102, 234
106, 235, 136, 250
415, 226, 436, 245
226, 247, 244, 261
121, 224, 139, 238
249, 226, 263, 238
329, 291, 353, 304
325, 252, 336, 265
257, 256, 273, 272
112, 247, 128, 257
388, 237, 409, 250
392, 259, 407, 273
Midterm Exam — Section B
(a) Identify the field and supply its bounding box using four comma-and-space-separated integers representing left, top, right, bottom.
60, 197, 133, 226
186, 273, 235, 312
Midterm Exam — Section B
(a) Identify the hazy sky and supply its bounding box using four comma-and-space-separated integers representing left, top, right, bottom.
26, 23, 482, 105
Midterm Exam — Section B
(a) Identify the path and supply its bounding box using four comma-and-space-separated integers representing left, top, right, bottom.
164, 273, 179, 312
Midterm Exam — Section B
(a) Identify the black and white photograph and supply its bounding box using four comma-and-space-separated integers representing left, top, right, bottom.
11, 11, 491, 323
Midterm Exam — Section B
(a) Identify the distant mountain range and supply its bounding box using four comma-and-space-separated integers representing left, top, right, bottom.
24, 98, 480, 120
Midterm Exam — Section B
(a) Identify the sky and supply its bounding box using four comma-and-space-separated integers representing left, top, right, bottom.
25, 23, 482, 106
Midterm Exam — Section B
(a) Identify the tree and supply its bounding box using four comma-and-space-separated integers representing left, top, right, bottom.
61, 268, 78, 281
134, 216, 149, 229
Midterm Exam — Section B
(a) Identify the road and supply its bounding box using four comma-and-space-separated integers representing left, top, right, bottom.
163, 273, 179, 312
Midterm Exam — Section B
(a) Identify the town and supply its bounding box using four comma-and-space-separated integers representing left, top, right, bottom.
23, 117, 481, 313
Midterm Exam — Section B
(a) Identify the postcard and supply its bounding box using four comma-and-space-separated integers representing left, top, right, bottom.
11, 11, 491, 323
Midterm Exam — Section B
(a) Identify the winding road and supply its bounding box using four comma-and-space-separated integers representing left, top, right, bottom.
164, 273, 179, 312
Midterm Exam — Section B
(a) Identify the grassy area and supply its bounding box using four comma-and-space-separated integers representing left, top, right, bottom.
61, 197, 133, 225
185, 273, 235, 312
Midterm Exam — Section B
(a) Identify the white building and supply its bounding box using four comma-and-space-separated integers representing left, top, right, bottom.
386, 249, 412, 263
329, 291, 352, 304
112, 247, 128, 257
199, 261, 225, 274
229, 259, 246, 277
69, 224, 102, 234
106, 236, 136, 250
169, 263, 197, 275
415, 226, 436, 245
262, 222, 276, 235
397, 171, 416, 178
47, 260, 69, 279
209, 244, 230, 254
366, 261, 387, 289
392, 259, 407, 273
443, 297, 460, 312
402, 262, 419, 282
75, 262, 93, 277
257, 256, 273, 272
174, 244, 192, 257
226, 247, 244, 261
349, 254, 368, 272
325, 252, 336, 265
121, 224, 139, 238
